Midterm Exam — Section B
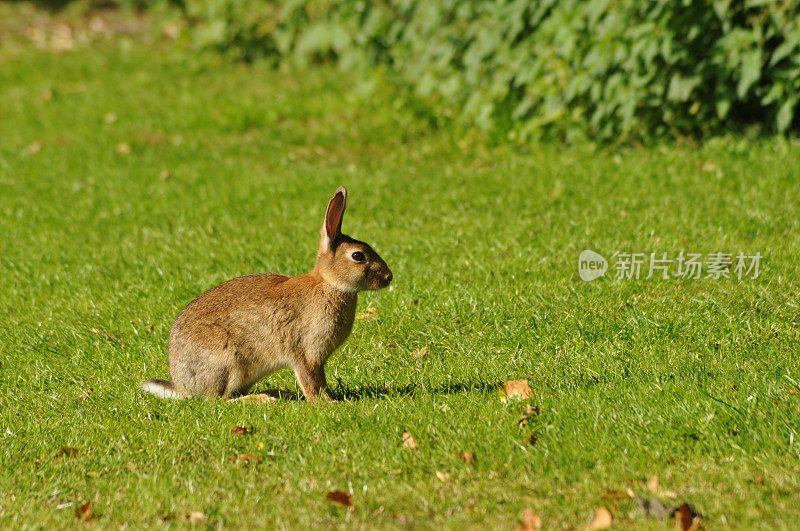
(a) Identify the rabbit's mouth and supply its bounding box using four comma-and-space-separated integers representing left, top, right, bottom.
370, 270, 393, 290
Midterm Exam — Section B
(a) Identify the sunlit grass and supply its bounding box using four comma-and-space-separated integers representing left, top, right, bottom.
0, 11, 799, 529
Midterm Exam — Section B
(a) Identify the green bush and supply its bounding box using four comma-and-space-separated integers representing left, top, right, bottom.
181, 0, 800, 142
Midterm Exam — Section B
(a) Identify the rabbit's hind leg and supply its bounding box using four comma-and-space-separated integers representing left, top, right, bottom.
168, 323, 242, 398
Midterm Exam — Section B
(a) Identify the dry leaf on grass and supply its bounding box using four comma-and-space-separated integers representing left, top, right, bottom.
673, 503, 701, 531
646, 475, 659, 494
162, 511, 209, 523
518, 508, 542, 530
230, 426, 255, 436
601, 489, 629, 501
402, 430, 418, 450
115, 142, 131, 155
645, 474, 677, 498
435, 470, 450, 482
326, 490, 353, 507
500, 379, 533, 402
55, 447, 79, 460
356, 307, 378, 320
590, 507, 613, 530
78, 388, 93, 401
411, 346, 429, 359
26, 141, 42, 154
454, 451, 474, 465
188, 511, 208, 524
75, 501, 94, 522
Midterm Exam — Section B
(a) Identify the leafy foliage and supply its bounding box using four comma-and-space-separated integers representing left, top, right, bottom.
180, 0, 800, 141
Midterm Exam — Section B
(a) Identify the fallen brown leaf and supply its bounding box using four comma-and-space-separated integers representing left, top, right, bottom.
454, 451, 474, 465
518, 508, 542, 530
601, 489, 629, 500
435, 470, 450, 482
55, 447, 79, 460
411, 346, 429, 359
672, 503, 701, 531
188, 511, 208, 524
75, 501, 94, 522
590, 506, 613, 530
228, 453, 262, 464
501, 379, 533, 402
78, 388, 93, 401
230, 426, 254, 436
356, 307, 378, 320
326, 490, 353, 507
755, 475, 764, 486
402, 430, 418, 450
673, 503, 693, 530
646, 475, 659, 494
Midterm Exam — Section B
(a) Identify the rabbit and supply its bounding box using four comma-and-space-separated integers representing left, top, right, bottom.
141, 186, 392, 402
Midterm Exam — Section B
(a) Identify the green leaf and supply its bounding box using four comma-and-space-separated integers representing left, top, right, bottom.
776, 98, 796, 132
737, 48, 762, 98
667, 75, 701, 102
716, 99, 731, 119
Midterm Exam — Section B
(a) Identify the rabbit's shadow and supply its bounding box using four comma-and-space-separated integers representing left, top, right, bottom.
239, 381, 498, 403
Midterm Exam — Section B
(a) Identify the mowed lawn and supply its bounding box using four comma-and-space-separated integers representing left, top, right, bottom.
1, 14, 800, 530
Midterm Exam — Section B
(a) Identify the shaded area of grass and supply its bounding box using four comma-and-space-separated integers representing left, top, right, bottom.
1, 8, 799, 529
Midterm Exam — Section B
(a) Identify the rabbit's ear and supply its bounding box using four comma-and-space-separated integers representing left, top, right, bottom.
322, 186, 347, 249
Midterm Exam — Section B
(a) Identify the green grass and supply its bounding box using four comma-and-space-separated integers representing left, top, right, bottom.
1, 7, 800, 529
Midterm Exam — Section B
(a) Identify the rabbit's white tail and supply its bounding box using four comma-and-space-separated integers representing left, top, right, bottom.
141, 379, 179, 399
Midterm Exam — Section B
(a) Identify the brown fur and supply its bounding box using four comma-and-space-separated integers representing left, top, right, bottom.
142, 187, 392, 402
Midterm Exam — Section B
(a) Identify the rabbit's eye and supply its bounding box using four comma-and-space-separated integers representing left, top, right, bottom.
351, 251, 366, 262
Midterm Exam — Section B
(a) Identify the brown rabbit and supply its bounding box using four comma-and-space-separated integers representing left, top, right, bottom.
141, 186, 392, 402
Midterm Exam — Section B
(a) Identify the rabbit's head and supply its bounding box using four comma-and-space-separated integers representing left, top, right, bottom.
315, 187, 393, 292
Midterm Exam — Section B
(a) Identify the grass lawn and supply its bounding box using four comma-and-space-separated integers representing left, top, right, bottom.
1, 7, 799, 529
